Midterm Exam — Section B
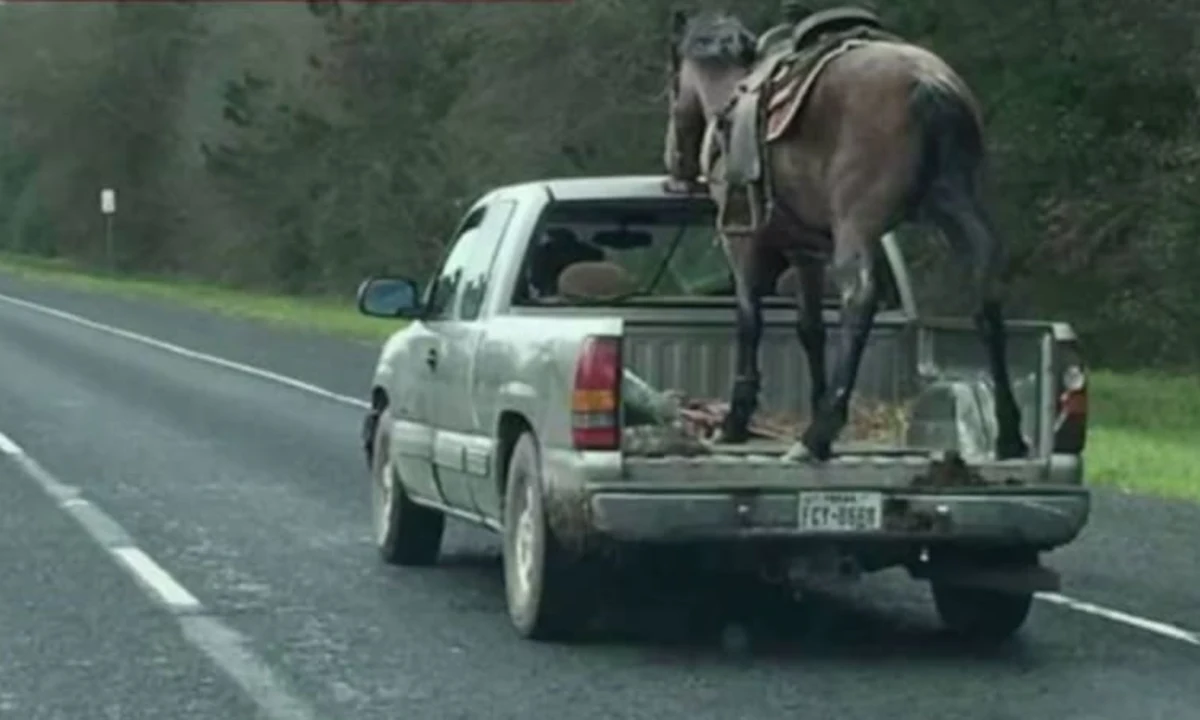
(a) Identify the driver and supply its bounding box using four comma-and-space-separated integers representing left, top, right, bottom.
527, 227, 605, 299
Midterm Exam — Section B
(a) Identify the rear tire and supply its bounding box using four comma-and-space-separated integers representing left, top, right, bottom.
931, 582, 1033, 644
371, 411, 445, 566
502, 432, 593, 642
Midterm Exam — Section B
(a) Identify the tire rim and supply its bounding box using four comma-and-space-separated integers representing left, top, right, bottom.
373, 460, 394, 547
513, 479, 538, 603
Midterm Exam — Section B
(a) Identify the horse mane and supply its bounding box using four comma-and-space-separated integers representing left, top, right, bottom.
677, 12, 758, 69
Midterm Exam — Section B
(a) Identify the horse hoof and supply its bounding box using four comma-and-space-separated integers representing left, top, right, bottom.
663, 177, 700, 194
781, 441, 816, 463
996, 435, 1030, 460
712, 424, 750, 445
710, 429, 737, 445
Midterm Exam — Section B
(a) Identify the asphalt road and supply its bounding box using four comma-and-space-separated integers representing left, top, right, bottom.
0, 271, 1196, 720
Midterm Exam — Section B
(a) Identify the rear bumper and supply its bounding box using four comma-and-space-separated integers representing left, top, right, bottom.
587, 488, 1091, 548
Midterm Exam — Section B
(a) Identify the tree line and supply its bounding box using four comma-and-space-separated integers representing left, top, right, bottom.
0, 0, 1196, 367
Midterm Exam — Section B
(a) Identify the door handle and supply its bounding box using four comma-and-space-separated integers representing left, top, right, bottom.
425, 347, 439, 370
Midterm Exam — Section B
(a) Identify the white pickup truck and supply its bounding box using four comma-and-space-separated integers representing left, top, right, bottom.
356, 174, 1091, 644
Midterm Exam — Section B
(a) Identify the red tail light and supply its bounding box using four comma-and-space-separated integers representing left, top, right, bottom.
1053, 340, 1087, 453
571, 335, 621, 450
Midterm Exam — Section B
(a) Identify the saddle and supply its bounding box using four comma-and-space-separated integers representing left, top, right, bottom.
704, 6, 899, 237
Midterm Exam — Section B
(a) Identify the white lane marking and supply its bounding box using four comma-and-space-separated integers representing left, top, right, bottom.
0, 429, 324, 720
0, 430, 21, 455
181, 615, 321, 720
0, 291, 370, 410
0, 293, 1197, 651
113, 546, 204, 612
1038, 592, 1199, 646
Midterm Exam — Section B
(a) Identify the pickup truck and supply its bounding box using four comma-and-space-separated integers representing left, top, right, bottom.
355, 174, 1091, 644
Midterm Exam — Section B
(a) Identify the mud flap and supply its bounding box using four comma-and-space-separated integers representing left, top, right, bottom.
361, 409, 380, 468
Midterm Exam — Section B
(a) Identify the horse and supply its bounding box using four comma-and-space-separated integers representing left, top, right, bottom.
662, 6, 1029, 463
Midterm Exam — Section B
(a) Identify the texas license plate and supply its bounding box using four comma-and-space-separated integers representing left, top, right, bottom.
798, 491, 883, 532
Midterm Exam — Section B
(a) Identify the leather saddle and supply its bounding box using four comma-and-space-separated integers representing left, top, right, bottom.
706, 6, 892, 237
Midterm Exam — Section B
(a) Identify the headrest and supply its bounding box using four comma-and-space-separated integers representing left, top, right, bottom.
529, 231, 606, 296
557, 261, 638, 301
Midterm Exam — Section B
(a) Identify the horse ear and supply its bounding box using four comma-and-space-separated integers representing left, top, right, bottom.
737, 19, 759, 63
667, 8, 686, 78
669, 8, 687, 43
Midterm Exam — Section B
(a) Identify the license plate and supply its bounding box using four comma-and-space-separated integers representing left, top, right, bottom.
798, 491, 883, 532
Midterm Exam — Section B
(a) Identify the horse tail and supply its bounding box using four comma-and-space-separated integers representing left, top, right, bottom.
906, 70, 1009, 305
905, 73, 985, 217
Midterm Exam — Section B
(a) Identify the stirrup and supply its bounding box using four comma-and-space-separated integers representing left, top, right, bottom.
718, 182, 766, 236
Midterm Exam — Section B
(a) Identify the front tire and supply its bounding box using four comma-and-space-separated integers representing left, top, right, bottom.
371, 411, 444, 566
502, 432, 593, 641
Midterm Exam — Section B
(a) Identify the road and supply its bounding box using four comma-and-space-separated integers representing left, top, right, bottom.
0, 271, 1196, 720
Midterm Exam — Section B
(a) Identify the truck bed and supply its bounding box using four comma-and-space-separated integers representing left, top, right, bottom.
619, 303, 1054, 467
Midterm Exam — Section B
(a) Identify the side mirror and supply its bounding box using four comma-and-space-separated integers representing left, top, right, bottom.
357, 276, 421, 319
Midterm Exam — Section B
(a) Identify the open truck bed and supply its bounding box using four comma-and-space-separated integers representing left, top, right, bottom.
573, 306, 1087, 551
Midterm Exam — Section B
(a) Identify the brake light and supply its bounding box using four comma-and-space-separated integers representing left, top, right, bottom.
1053, 340, 1087, 453
571, 335, 621, 450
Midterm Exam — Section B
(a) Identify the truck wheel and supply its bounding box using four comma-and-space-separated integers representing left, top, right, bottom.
371, 412, 444, 566
502, 432, 592, 641
931, 582, 1033, 644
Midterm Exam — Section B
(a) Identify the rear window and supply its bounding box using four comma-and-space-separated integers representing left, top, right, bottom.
512, 198, 900, 309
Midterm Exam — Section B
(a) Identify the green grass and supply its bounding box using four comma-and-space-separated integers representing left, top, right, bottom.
0, 252, 1195, 502
0, 252, 397, 343
1086, 370, 1200, 502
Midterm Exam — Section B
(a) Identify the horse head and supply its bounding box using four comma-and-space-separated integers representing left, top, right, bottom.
663, 9, 757, 184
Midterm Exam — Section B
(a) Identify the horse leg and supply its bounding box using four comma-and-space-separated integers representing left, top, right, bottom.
928, 196, 1028, 459
714, 236, 771, 444
789, 260, 828, 421
784, 230, 880, 462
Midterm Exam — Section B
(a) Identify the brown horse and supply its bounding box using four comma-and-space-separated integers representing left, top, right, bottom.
663, 7, 1029, 463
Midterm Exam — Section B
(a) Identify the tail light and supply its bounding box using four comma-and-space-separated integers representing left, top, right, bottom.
1053, 339, 1087, 453
571, 335, 622, 450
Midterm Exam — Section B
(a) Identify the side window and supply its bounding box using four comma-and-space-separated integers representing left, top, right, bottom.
424, 210, 484, 322
423, 200, 517, 322
457, 200, 516, 320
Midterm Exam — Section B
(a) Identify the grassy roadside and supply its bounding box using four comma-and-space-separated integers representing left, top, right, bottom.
1085, 370, 1200, 502
0, 252, 396, 343
0, 252, 1195, 502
